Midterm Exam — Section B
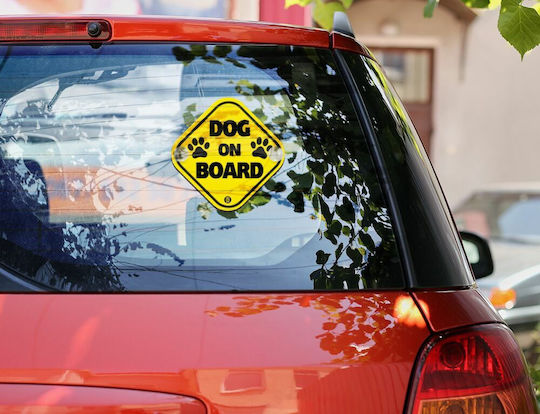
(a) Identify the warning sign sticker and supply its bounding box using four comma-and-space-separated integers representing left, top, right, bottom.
171, 98, 285, 211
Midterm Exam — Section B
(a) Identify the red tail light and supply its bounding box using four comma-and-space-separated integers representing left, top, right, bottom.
408, 324, 538, 414
0, 20, 111, 41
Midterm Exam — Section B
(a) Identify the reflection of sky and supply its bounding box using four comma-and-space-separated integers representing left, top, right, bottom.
0, 44, 391, 292
140, 0, 227, 17
0, 50, 321, 264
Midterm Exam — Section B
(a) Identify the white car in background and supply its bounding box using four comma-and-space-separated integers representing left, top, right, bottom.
455, 182, 540, 326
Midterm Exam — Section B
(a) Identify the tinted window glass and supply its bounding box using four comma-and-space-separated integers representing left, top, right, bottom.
343, 52, 472, 288
0, 44, 402, 291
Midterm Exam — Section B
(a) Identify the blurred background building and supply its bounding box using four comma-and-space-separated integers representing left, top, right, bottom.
345, 1, 540, 208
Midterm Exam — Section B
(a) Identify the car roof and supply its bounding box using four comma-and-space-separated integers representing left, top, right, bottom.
0, 15, 371, 57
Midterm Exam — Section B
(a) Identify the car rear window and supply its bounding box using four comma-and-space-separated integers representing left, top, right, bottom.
0, 44, 403, 291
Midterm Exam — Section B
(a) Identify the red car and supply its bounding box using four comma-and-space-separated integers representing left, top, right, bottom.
0, 15, 536, 413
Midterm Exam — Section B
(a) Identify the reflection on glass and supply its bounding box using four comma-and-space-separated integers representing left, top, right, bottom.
0, 44, 402, 292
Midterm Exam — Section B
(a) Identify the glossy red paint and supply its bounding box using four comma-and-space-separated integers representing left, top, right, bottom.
0, 293, 428, 413
331, 32, 373, 57
111, 16, 330, 47
0, 384, 205, 413
0, 16, 329, 48
412, 288, 503, 332
0, 16, 374, 60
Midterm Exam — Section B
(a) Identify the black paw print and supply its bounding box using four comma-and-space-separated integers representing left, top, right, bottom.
251, 137, 272, 159
188, 137, 209, 158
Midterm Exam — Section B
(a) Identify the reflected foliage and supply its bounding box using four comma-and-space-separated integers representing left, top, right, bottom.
174, 44, 402, 289
206, 294, 424, 363
0, 144, 184, 291
0, 44, 402, 291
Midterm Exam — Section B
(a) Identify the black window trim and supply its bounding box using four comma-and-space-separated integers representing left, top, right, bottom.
332, 49, 415, 289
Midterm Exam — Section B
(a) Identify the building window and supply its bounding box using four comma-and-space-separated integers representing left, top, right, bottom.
371, 48, 432, 104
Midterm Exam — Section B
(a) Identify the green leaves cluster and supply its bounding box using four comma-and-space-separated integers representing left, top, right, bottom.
528, 325, 540, 404
497, 0, 540, 58
285, 0, 352, 29
179, 44, 401, 290
288, 0, 540, 58
429, 0, 540, 58
532, 363, 540, 405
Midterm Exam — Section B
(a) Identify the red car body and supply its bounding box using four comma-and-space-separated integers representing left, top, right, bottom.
0, 16, 536, 414
0, 290, 502, 413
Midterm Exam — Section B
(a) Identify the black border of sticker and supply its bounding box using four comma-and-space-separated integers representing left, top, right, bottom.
173, 100, 284, 210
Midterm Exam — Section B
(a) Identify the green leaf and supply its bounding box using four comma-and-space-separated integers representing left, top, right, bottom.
340, 163, 353, 178
310, 268, 328, 289
424, 0, 439, 17
461, 0, 489, 7
202, 55, 222, 65
172, 46, 194, 65
237, 203, 254, 214
358, 232, 376, 252
250, 192, 272, 206
316, 250, 331, 265
336, 197, 355, 222
272, 112, 290, 124
289, 171, 313, 192
310, 268, 323, 280
498, 0, 540, 58
252, 108, 267, 122
285, 0, 313, 7
327, 220, 342, 236
225, 57, 247, 69
263, 93, 277, 105
341, 0, 354, 8
217, 210, 237, 219
324, 220, 342, 244
346, 246, 364, 265
318, 195, 334, 224
335, 242, 344, 259
213, 45, 232, 57
287, 190, 305, 212
312, 193, 320, 211
313, 1, 346, 30
196, 203, 212, 220
183, 110, 197, 125
265, 179, 286, 193
322, 172, 336, 197
307, 160, 326, 176
190, 44, 207, 57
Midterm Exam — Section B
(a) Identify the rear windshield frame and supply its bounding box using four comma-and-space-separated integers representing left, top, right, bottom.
0, 42, 407, 293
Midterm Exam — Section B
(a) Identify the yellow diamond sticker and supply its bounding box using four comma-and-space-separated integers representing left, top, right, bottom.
171, 98, 285, 211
